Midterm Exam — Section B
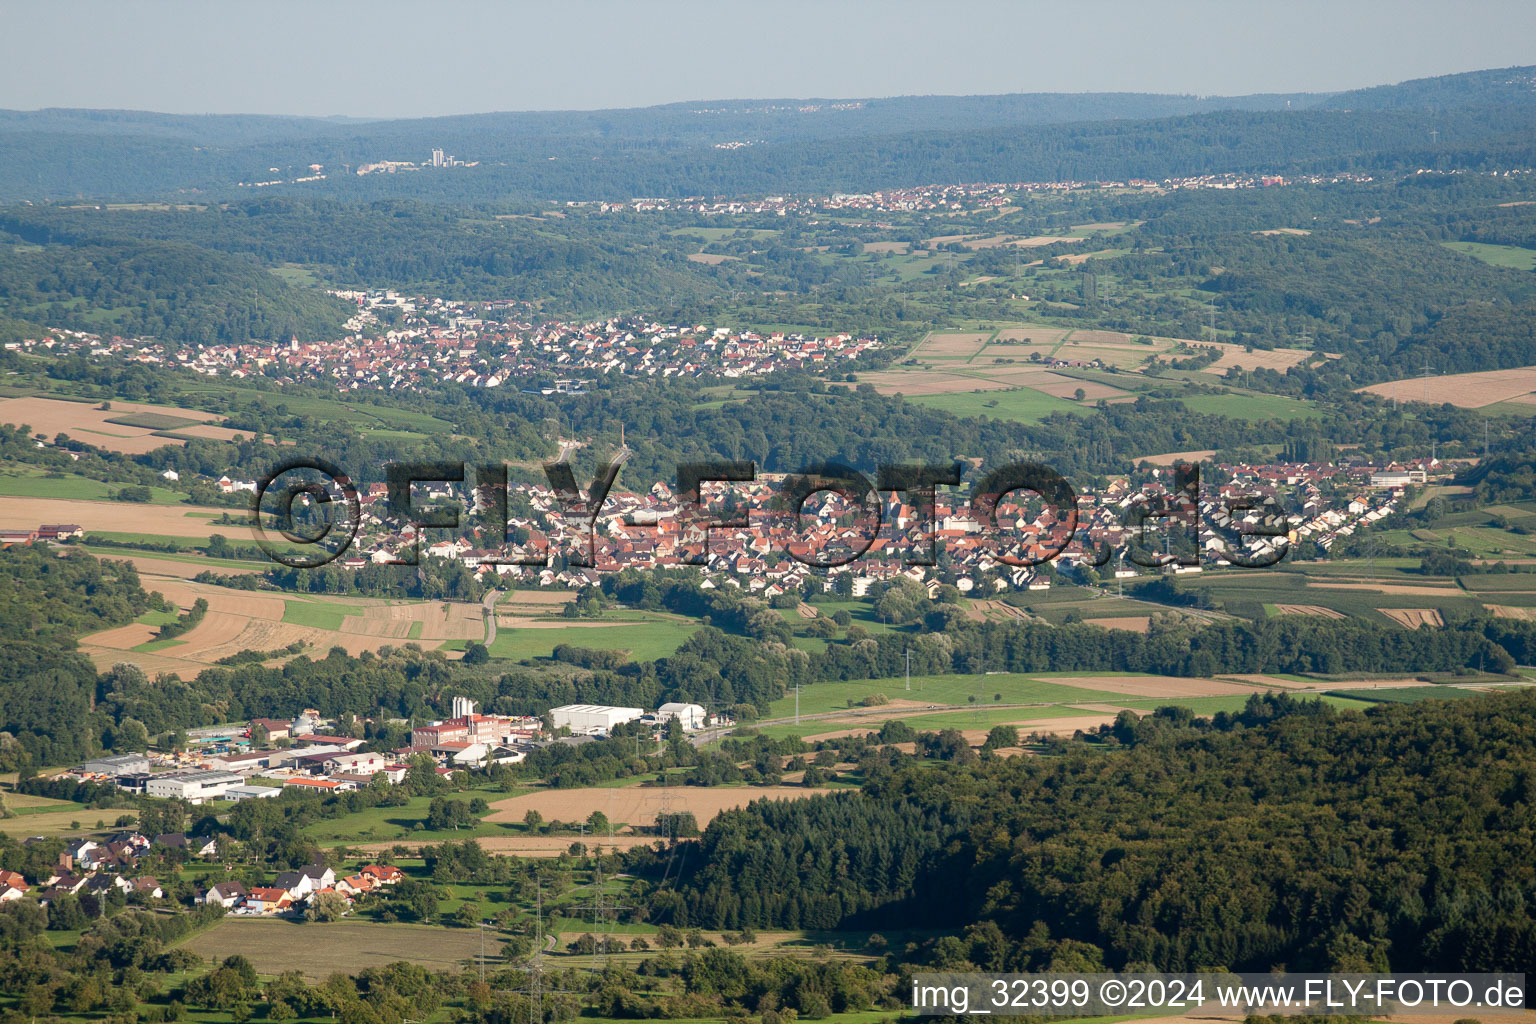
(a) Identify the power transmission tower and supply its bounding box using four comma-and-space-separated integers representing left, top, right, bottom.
576, 862, 633, 975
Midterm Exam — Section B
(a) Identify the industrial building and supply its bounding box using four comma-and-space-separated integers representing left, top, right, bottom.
549, 704, 644, 735
82, 753, 151, 776
657, 702, 708, 731
144, 770, 242, 804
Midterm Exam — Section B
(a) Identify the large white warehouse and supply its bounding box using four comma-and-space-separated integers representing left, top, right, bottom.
549, 704, 644, 735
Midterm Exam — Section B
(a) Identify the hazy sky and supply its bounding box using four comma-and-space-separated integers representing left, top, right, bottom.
3, 0, 1534, 118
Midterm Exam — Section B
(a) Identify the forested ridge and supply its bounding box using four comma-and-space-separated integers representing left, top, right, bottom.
646, 689, 1536, 972
3, 98, 1535, 203
0, 236, 347, 345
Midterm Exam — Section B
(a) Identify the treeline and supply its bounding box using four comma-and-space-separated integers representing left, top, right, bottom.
646, 688, 1536, 972
198, 558, 489, 602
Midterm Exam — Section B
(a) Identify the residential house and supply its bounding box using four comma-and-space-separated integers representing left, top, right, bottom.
203, 881, 249, 908
0, 870, 28, 902
243, 887, 293, 915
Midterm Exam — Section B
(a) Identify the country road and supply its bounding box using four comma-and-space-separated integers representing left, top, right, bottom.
481, 589, 503, 646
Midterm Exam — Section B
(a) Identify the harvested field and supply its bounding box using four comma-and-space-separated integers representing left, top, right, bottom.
0, 496, 231, 537
411, 601, 486, 640
166, 423, 251, 442
1381, 608, 1446, 628
990, 326, 1071, 346
965, 599, 1028, 622
1220, 674, 1317, 689
79, 622, 162, 650
1358, 365, 1536, 409
1083, 616, 1152, 632
1136, 449, 1215, 467
861, 240, 910, 253
1272, 604, 1348, 619
1043, 675, 1261, 698
923, 234, 1083, 250
1254, 228, 1312, 235
98, 554, 261, 579
858, 369, 1012, 397
500, 590, 574, 607
1199, 341, 1315, 375
919, 332, 992, 359
1066, 329, 1136, 345
1484, 604, 1536, 621
180, 919, 502, 977
803, 713, 1118, 745
686, 252, 738, 264
1309, 581, 1461, 595
0, 397, 221, 454
78, 576, 473, 671
485, 786, 819, 828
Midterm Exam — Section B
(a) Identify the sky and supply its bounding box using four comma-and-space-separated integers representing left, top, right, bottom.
3, 0, 1534, 118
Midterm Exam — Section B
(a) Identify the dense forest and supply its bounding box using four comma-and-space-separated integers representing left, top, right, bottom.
645, 688, 1536, 972
0, 237, 346, 345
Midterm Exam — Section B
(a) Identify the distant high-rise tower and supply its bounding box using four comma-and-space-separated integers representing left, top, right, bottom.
431, 148, 445, 168
451, 695, 476, 719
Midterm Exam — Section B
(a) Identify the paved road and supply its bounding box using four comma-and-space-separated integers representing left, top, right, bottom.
481, 589, 503, 646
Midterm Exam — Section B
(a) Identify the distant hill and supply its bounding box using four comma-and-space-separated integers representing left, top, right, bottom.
0, 65, 1531, 202
1321, 65, 1536, 111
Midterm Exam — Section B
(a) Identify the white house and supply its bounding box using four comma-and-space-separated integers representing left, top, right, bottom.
203, 882, 248, 907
